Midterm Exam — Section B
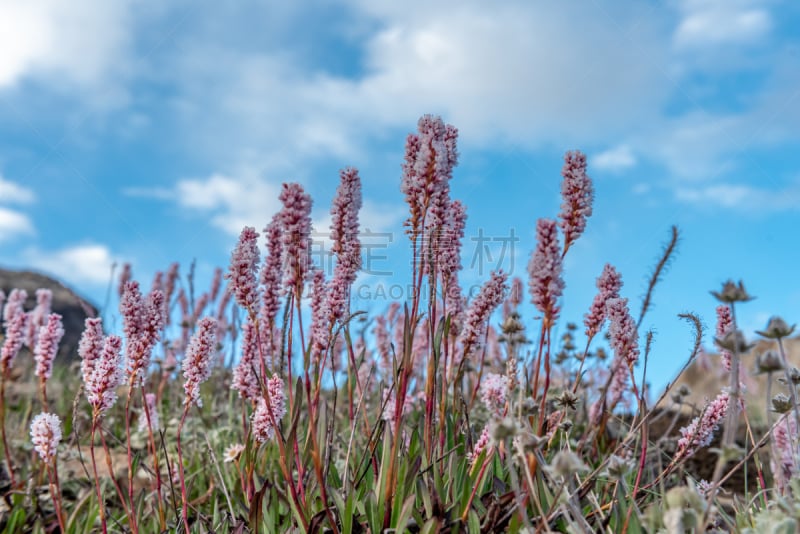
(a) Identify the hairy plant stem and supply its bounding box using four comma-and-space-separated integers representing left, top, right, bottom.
89, 419, 109, 534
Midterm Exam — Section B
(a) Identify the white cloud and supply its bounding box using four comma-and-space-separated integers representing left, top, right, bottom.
0, 207, 34, 241
0, 175, 36, 204
675, 182, 800, 211
22, 243, 118, 285
593, 145, 637, 172
0, 0, 132, 92
674, 1, 771, 48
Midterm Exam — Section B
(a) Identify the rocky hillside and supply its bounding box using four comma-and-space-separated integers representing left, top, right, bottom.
0, 268, 98, 363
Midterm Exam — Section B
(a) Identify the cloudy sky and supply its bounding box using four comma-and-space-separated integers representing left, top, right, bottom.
1, 0, 799, 392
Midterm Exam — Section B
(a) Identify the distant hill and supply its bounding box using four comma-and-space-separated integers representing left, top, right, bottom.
0, 268, 98, 363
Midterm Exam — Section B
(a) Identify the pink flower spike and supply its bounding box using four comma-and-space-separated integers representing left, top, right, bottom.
278, 183, 313, 295
225, 226, 261, 312
182, 317, 217, 407
716, 305, 733, 372
259, 214, 284, 326
558, 150, 594, 255
118, 263, 132, 298
528, 219, 564, 321
30, 412, 62, 463
34, 313, 64, 380
328, 167, 363, 324
25, 289, 53, 349
87, 335, 123, 415
78, 317, 104, 385
459, 271, 508, 361
2, 288, 27, 325
252, 374, 286, 442
676, 391, 730, 460
480, 373, 509, 415
232, 318, 262, 402
1, 306, 28, 373
584, 264, 623, 339
139, 392, 159, 433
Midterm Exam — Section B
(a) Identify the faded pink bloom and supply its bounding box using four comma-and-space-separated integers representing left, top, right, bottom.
440, 200, 467, 327
223, 443, 245, 463
30, 412, 62, 463
771, 416, 798, 494
87, 335, 123, 415
225, 226, 261, 313
459, 271, 508, 361
558, 150, 593, 254
2, 288, 27, 324
716, 305, 733, 372
151, 271, 164, 294
309, 269, 330, 365
467, 426, 491, 466
209, 267, 223, 302
606, 298, 639, 366
232, 318, 263, 402
278, 183, 313, 295
1, 292, 28, 372
118, 263, 132, 298
259, 215, 284, 325
584, 264, 623, 339
480, 373, 509, 415
34, 313, 64, 380
79, 317, 104, 385
122, 282, 165, 382
252, 374, 286, 442
381, 388, 413, 424
182, 316, 217, 407
25, 289, 53, 349
328, 167, 362, 324
401, 115, 458, 236
676, 391, 730, 459
528, 219, 564, 321
139, 392, 159, 433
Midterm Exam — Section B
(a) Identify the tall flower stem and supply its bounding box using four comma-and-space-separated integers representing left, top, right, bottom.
89, 419, 109, 534
122, 384, 140, 534
176, 407, 191, 534
140, 388, 166, 531
0, 376, 15, 487
46, 460, 67, 533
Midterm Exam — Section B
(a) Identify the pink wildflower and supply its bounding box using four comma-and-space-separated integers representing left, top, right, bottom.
182, 317, 217, 407
468, 426, 491, 466
1, 291, 28, 372
225, 226, 261, 313
121, 282, 165, 382
209, 267, 223, 302
309, 269, 330, 365
30, 412, 62, 463
459, 271, 508, 361
87, 335, 123, 415
480, 373, 509, 415
118, 263, 132, 298
584, 264, 623, 339
328, 167, 362, 324
502, 277, 524, 320
278, 183, 313, 295
676, 391, 730, 459
440, 200, 467, 326
163, 262, 180, 324
771, 416, 798, 494
191, 292, 210, 326
528, 219, 564, 321
252, 374, 286, 442
25, 289, 52, 349
78, 317, 104, 385
401, 115, 458, 236
33, 313, 64, 380
558, 150, 593, 255
232, 318, 263, 402
2, 288, 26, 324
381, 388, 413, 424
374, 315, 393, 378
606, 298, 639, 366
151, 271, 164, 294
259, 215, 284, 325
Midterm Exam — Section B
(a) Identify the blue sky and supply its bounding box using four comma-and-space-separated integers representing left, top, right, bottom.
1, 0, 800, 393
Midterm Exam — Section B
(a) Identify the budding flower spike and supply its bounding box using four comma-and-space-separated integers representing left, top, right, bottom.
182, 316, 218, 408
30, 412, 62, 464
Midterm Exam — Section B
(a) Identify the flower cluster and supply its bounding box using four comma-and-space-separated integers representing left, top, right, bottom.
182, 317, 217, 407
558, 150, 593, 254
584, 264, 623, 339
86, 335, 124, 416
528, 219, 564, 321
226, 226, 261, 313
480, 373, 510, 415
1, 289, 28, 372
25, 289, 52, 349
30, 412, 62, 463
459, 271, 509, 361
260, 215, 284, 325
232, 318, 263, 402
33, 313, 64, 380
252, 374, 287, 442
278, 182, 313, 295
676, 391, 730, 459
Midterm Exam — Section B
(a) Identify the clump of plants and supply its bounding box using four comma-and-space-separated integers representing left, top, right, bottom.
1, 114, 799, 533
